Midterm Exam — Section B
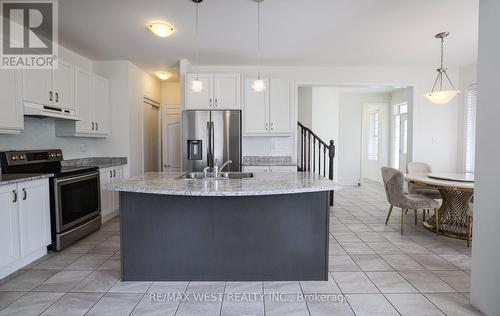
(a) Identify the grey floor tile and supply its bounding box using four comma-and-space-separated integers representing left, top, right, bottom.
96, 255, 121, 271
131, 293, 180, 316
71, 270, 120, 293
176, 294, 223, 316
425, 293, 482, 316
331, 272, 379, 294
300, 274, 340, 294
34, 270, 92, 292
264, 282, 302, 294
329, 242, 347, 255
381, 254, 426, 270
332, 233, 362, 243
0, 270, 57, 291
347, 294, 399, 316
81, 231, 115, 242
432, 270, 471, 292
40, 292, 102, 316
148, 282, 189, 294
87, 240, 120, 254
307, 299, 354, 316
440, 254, 472, 270
61, 241, 101, 254
185, 282, 225, 294
392, 241, 431, 255
385, 294, 445, 316
34, 254, 83, 270
0, 292, 25, 310
225, 282, 262, 294
64, 254, 112, 270
86, 293, 142, 316
355, 232, 387, 242
351, 255, 393, 271
399, 271, 456, 293
264, 294, 309, 316
0, 292, 64, 316
366, 242, 405, 255
411, 255, 458, 270
366, 272, 417, 293
340, 242, 375, 255
221, 294, 264, 316
328, 255, 360, 272
109, 281, 152, 294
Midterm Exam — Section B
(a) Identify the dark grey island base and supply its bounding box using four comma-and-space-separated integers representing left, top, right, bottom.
119, 191, 330, 281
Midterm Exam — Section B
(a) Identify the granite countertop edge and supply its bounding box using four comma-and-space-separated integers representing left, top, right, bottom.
242, 156, 296, 167
62, 157, 128, 169
0, 174, 53, 186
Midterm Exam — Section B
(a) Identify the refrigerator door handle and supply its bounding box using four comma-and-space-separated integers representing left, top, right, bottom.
210, 121, 215, 168
207, 121, 212, 168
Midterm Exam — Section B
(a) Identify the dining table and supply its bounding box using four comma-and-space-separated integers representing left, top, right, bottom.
405, 173, 474, 239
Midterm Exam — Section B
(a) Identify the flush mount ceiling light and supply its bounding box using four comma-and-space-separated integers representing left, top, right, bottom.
252, 0, 265, 92
190, 0, 203, 93
155, 71, 171, 80
148, 22, 175, 37
424, 32, 461, 105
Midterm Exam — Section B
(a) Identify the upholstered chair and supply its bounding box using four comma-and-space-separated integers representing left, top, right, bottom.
381, 167, 440, 234
406, 162, 442, 200
467, 202, 473, 247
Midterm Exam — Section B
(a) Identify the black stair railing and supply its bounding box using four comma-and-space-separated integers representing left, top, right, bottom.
297, 121, 335, 205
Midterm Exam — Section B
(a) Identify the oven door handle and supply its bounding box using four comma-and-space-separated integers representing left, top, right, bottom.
55, 171, 99, 184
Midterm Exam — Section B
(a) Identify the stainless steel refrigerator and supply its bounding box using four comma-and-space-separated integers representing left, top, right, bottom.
182, 110, 241, 172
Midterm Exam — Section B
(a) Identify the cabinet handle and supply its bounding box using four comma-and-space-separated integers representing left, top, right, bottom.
214, 98, 218, 107
22, 188, 27, 200
95, 122, 98, 131
12, 190, 17, 203
55, 92, 59, 102
49, 91, 53, 101
270, 122, 274, 131
113, 170, 116, 177
110, 170, 113, 178
265, 122, 268, 130
209, 98, 212, 107
92, 122, 95, 131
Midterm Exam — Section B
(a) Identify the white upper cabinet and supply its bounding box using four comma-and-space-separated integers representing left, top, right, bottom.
213, 73, 240, 109
52, 60, 75, 110
186, 73, 213, 109
269, 79, 293, 133
23, 69, 53, 106
243, 78, 293, 135
92, 74, 110, 135
0, 70, 23, 134
185, 73, 240, 110
243, 78, 269, 134
0, 185, 20, 268
75, 67, 93, 134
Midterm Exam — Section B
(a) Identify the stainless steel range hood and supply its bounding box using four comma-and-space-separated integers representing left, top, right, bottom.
23, 102, 81, 121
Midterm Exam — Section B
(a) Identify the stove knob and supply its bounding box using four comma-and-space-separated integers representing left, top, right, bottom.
11, 155, 17, 161
50, 153, 56, 158
19, 155, 25, 160
56, 153, 61, 157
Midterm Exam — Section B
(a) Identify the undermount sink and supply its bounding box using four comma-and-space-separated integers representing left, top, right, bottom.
177, 172, 254, 180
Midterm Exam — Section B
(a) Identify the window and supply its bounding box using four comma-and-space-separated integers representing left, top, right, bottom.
392, 102, 408, 169
368, 111, 379, 161
464, 85, 477, 173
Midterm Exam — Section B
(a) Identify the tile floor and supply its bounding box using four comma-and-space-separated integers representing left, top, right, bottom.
0, 181, 483, 315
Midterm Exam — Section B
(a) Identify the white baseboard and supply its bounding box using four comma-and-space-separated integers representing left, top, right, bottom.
0, 247, 48, 280
102, 210, 119, 224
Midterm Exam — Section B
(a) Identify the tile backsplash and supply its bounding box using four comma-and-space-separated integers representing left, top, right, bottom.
242, 136, 294, 157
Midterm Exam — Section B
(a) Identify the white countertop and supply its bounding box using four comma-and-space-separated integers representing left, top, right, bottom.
106, 171, 337, 196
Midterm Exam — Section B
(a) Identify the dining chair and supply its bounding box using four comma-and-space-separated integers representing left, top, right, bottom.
406, 162, 442, 221
381, 167, 440, 235
467, 201, 473, 247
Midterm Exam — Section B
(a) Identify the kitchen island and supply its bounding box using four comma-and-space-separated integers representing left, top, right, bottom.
107, 171, 336, 281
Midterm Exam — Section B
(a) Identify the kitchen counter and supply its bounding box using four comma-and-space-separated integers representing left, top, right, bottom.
107, 171, 336, 196
242, 156, 296, 166
0, 173, 53, 186
62, 157, 127, 169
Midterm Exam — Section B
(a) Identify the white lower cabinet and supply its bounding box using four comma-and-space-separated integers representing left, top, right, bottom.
0, 179, 51, 279
243, 165, 297, 172
100, 166, 124, 223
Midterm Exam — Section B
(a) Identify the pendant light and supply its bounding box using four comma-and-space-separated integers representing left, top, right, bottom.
252, 0, 265, 92
424, 32, 460, 104
191, 0, 203, 93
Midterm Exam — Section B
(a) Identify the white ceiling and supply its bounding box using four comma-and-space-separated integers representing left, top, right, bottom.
59, 0, 479, 78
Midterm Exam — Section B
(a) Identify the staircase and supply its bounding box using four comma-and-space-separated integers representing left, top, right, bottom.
297, 122, 335, 205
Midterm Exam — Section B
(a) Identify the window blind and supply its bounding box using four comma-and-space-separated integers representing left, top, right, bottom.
464, 85, 477, 173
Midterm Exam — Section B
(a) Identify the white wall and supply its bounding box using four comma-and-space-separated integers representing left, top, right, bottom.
161, 82, 181, 107
470, 1, 500, 315
298, 87, 312, 128
191, 64, 461, 175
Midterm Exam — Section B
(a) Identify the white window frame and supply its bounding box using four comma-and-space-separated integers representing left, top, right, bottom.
367, 110, 380, 161
463, 84, 477, 173
392, 102, 408, 169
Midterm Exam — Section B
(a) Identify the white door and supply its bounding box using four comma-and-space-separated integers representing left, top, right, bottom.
269, 79, 292, 133
99, 168, 112, 220
243, 78, 269, 134
399, 113, 408, 171
213, 73, 240, 109
75, 67, 93, 134
162, 110, 181, 171
0, 185, 20, 267
361, 103, 389, 183
23, 69, 53, 106
0, 70, 23, 132
92, 74, 110, 135
185, 73, 213, 109
18, 180, 51, 256
143, 101, 160, 172
52, 60, 75, 110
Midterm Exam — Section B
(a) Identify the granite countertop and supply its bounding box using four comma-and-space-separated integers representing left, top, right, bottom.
242, 156, 296, 166
62, 157, 127, 169
0, 173, 53, 186
106, 171, 336, 196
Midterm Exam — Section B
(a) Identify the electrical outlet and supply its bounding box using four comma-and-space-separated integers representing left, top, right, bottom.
80, 144, 87, 152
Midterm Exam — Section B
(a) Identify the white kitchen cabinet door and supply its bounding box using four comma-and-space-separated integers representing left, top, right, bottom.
112, 167, 122, 211
99, 168, 113, 220
185, 73, 213, 109
0, 70, 23, 134
269, 80, 293, 134
243, 78, 269, 134
52, 60, 75, 110
23, 69, 52, 106
92, 74, 110, 135
75, 67, 93, 134
213, 73, 240, 109
18, 179, 50, 257
0, 185, 20, 268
